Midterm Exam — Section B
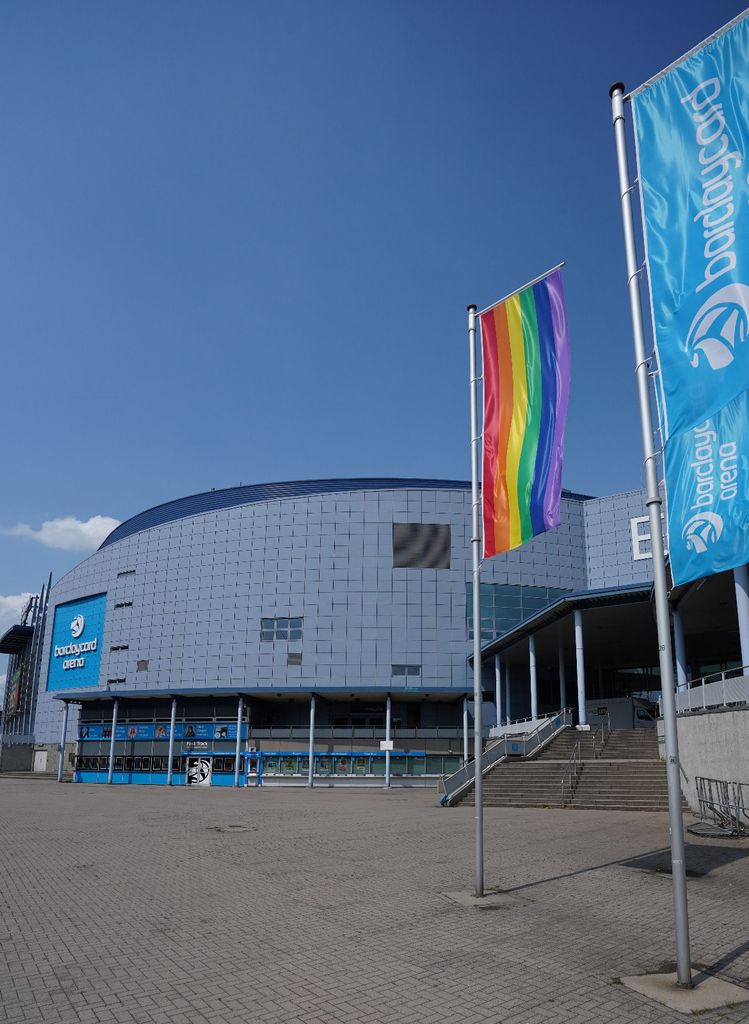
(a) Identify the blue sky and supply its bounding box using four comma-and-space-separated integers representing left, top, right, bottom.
0, 0, 745, 624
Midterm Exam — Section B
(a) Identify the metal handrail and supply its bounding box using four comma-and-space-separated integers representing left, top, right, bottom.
560, 738, 581, 806
592, 713, 610, 758
681, 663, 749, 690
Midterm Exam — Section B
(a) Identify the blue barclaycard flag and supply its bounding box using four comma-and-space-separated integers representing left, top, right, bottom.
632, 12, 749, 585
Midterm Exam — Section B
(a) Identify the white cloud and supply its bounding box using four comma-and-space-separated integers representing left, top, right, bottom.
0, 593, 34, 634
3, 515, 120, 552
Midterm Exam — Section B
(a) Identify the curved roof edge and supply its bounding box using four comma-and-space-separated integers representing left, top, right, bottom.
100, 477, 595, 550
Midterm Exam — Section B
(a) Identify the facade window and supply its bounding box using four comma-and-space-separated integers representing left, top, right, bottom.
114, 600, 133, 609
392, 664, 421, 677
107, 677, 126, 686
467, 583, 570, 642
136, 659, 149, 672
110, 644, 129, 652
393, 524, 450, 569
287, 652, 302, 667
261, 616, 303, 641
116, 569, 136, 577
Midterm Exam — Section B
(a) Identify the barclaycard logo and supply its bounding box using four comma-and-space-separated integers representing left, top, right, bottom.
70, 614, 85, 639
682, 511, 724, 554
687, 283, 749, 370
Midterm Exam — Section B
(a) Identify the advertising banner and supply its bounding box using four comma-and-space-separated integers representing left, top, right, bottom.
79, 722, 248, 741
47, 594, 107, 691
633, 13, 749, 584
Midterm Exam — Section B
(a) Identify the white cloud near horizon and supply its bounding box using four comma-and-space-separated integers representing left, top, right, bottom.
3, 515, 121, 552
0, 593, 34, 634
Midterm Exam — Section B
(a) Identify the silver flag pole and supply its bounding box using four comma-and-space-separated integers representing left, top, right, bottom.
609, 82, 692, 988
467, 303, 484, 897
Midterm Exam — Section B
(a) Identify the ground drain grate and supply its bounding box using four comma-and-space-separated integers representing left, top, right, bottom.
207, 824, 255, 833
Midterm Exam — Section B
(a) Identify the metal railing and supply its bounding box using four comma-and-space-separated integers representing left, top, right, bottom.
689, 776, 748, 837
438, 708, 573, 806
591, 713, 610, 758
560, 739, 581, 807
673, 667, 749, 715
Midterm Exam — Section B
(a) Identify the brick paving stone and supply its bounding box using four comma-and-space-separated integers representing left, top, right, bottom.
1, 779, 749, 1023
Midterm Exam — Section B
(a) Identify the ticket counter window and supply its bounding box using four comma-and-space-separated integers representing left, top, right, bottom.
141, 756, 151, 771
390, 756, 407, 777
213, 757, 225, 772
98, 756, 109, 771
371, 757, 385, 776
152, 756, 164, 771
300, 756, 309, 774
442, 756, 461, 774
316, 756, 332, 776
408, 757, 425, 776
264, 756, 280, 774
115, 756, 124, 770
171, 756, 180, 772
125, 756, 134, 771
353, 756, 369, 776
280, 756, 297, 775
334, 756, 351, 776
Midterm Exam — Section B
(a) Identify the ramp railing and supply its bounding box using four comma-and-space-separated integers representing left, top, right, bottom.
672, 667, 749, 715
439, 708, 573, 807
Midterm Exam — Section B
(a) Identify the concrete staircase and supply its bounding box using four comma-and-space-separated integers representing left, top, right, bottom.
462, 728, 674, 811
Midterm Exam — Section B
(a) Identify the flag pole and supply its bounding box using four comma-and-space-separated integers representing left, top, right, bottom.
609, 83, 692, 988
467, 302, 484, 897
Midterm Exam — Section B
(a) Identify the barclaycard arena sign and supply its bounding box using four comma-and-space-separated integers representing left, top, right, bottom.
47, 594, 107, 691
632, 13, 749, 584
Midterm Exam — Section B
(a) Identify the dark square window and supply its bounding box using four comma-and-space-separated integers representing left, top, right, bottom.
393, 524, 450, 568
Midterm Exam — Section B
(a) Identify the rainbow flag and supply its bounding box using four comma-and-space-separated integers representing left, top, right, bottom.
480, 268, 570, 557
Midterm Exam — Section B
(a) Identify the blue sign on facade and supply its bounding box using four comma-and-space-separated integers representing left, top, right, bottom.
47, 594, 107, 691
79, 722, 248, 741
633, 14, 749, 584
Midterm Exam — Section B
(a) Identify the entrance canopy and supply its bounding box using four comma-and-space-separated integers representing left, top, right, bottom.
476, 584, 656, 672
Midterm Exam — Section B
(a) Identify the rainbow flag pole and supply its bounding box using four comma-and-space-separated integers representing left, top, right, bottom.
466, 261, 569, 898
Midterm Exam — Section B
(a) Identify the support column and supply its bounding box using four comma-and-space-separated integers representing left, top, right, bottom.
385, 694, 392, 787
107, 700, 119, 785
57, 702, 69, 783
673, 609, 688, 692
504, 662, 512, 723
734, 565, 749, 670
494, 654, 502, 726
233, 696, 243, 787
307, 695, 316, 787
167, 698, 177, 785
462, 697, 469, 765
574, 610, 587, 727
558, 644, 567, 710
529, 635, 538, 721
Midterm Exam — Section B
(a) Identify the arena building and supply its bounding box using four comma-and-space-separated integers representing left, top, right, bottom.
0, 477, 745, 786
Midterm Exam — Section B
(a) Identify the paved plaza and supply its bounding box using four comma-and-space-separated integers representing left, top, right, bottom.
1, 779, 748, 1024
